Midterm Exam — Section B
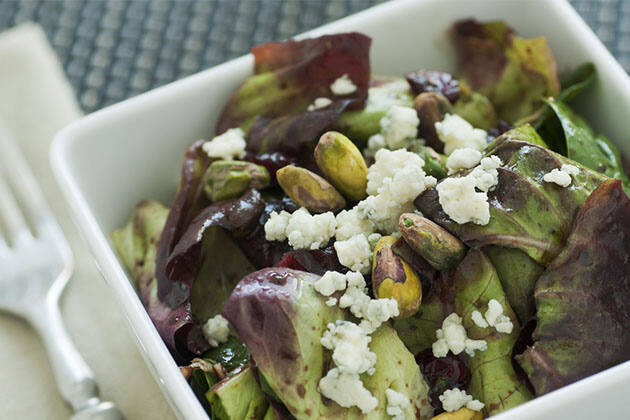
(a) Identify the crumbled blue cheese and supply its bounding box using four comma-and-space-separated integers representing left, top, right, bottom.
439, 388, 485, 412
202, 128, 247, 160
316, 271, 399, 333
317, 271, 400, 414
432, 313, 487, 358
543, 164, 580, 188
264, 207, 336, 250
358, 149, 436, 232
364, 134, 386, 160
436, 155, 503, 225
364, 79, 412, 113
434, 114, 488, 155
436, 176, 490, 225
314, 271, 348, 297
471, 299, 513, 334
318, 368, 378, 414
330, 73, 357, 95
335, 208, 376, 241
202, 314, 230, 347
484, 299, 514, 334
307, 97, 333, 111
379, 105, 420, 150
321, 320, 376, 375
334, 234, 372, 274
446, 148, 482, 174
385, 388, 411, 420
471, 310, 489, 328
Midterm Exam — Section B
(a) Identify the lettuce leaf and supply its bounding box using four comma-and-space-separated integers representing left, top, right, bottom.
111, 199, 205, 361
485, 246, 544, 324
223, 267, 433, 419
517, 179, 630, 395
217, 33, 371, 133
452, 19, 560, 124
541, 98, 630, 194
453, 250, 533, 416
393, 272, 453, 355
415, 129, 606, 265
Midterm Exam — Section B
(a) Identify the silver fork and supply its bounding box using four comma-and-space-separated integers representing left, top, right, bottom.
0, 122, 123, 420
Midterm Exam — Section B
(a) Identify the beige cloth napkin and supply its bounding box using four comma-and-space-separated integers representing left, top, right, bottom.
0, 23, 176, 420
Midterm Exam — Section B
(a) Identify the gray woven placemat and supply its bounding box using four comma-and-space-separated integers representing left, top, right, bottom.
0, 0, 627, 113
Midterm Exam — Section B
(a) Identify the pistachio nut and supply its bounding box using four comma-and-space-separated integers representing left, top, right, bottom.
372, 236, 423, 318
204, 160, 270, 202
276, 165, 346, 213
314, 131, 368, 201
414, 92, 453, 153
430, 408, 483, 420
453, 91, 498, 130
399, 213, 466, 271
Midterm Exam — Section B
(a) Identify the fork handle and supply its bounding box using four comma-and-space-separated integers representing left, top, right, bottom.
28, 299, 124, 419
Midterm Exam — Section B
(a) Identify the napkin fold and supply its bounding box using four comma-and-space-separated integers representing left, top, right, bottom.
0, 23, 175, 420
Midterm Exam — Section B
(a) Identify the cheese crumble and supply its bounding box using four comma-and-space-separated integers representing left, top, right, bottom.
446, 148, 482, 174
434, 113, 488, 155
386, 388, 412, 420
202, 127, 247, 160
436, 155, 503, 225
432, 313, 487, 358
379, 105, 420, 150
471, 299, 513, 334
439, 388, 485, 412
543, 164, 580, 188
358, 148, 436, 232
307, 97, 333, 111
202, 314, 230, 347
264, 207, 336, 250
330, 73, 357, 95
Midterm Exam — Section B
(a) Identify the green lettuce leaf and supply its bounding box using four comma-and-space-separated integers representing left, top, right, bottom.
452, 19, 560, 123
223, 267, 433, 419
393, 272, 452, 355
485, 246, 544, 324
517, 179, 630, 395
453, 250, 533, 416
415, 128, 606, 265
541, 98, 630, 194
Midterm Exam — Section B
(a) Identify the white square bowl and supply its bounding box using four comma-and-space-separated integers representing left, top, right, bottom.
50, 0, 630, 419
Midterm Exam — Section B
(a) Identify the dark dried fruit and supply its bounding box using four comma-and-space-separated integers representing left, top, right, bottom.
416, 349, 471, 413
406, 70, 461, 103
237, 198, 298, 268
276, 245, 346, 275
245, 151, 296, 184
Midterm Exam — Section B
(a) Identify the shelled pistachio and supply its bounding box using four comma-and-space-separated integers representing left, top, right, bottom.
372, 236, 423, 318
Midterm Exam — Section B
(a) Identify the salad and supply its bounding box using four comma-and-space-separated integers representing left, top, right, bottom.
112, 19, 630, 420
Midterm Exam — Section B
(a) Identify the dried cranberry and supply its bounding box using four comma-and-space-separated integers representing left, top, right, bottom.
276, 246, 347, 276
487, 120, 514, 140
245, 151, 296, 184
416, 349, 471, 412
406, 70, 461, 103
236, 198, 297, 268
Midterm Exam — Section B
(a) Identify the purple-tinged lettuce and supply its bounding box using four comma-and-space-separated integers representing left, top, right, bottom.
517, 179, 630, 395
415, 129, 606, 266
452, 19, 560, 124
217, 33, 371, 134
223, 267, 433, 419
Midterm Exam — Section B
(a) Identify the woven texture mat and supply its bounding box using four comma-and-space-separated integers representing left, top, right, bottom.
0, 0, 628, 113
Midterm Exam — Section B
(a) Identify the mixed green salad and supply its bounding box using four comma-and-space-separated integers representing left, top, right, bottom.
112, 19, 630, 420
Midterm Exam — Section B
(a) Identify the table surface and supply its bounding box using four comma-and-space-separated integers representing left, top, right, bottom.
0, 0, 628, 114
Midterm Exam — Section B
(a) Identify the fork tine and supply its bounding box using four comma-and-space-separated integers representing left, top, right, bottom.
0, 168, 32, 246
0, 120, 52, 235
